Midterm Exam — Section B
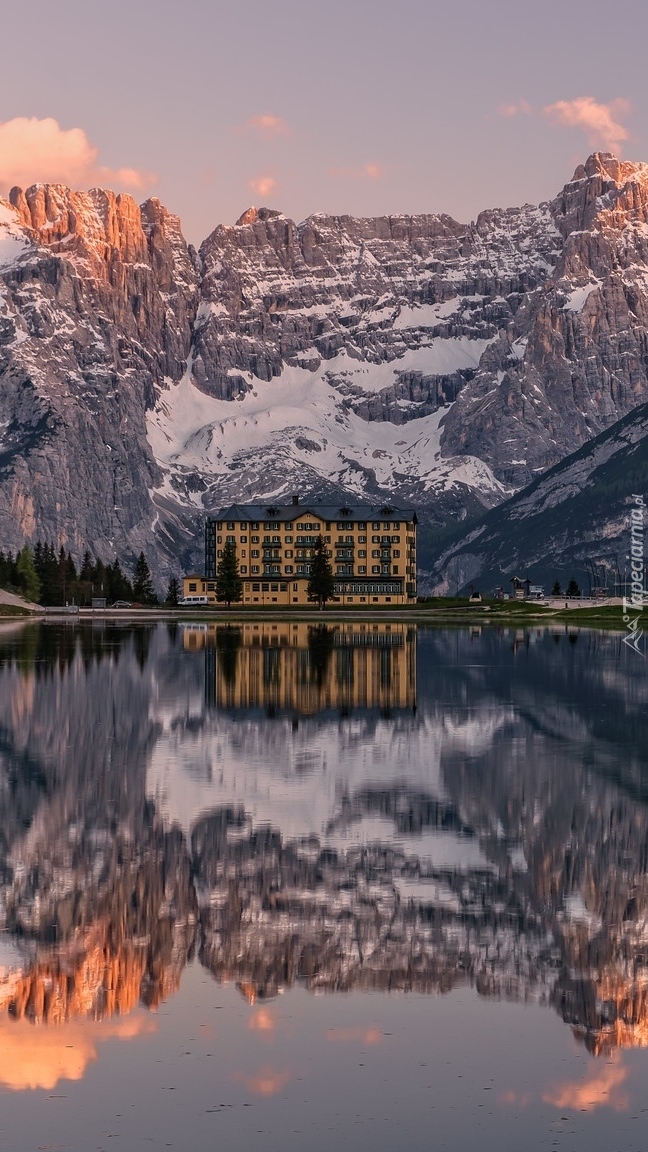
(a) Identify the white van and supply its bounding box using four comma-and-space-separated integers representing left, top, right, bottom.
180, 595, 209, 606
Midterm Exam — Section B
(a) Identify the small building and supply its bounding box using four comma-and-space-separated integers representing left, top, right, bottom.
181, 574, 217, 604
184, 499, 418, 607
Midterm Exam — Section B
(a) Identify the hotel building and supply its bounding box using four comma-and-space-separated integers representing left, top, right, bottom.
183, 499, 417, 606
182, 621, 416, 713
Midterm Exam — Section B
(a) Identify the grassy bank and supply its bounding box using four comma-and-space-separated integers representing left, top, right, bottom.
0, 604, 30, 618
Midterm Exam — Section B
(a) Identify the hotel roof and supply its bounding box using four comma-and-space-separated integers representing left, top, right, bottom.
206, 502, 417, 524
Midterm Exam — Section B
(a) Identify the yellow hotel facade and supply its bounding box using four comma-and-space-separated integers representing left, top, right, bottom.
183, 621, 416, 713
183, 499, 417, 607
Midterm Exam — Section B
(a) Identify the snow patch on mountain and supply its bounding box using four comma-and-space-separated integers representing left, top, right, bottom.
0, 203, 30, 270
147, 357, 510, 510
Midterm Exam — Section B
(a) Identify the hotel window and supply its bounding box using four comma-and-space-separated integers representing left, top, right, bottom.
227, 522, 234, 529
358, 522, 366, 529
293, 584, 298, 591
358, 550, 366, 557
358, 566, 366, 573
217, 522, 223, 530
372, 550, 380, 558
372, 522, 380, 529
393, 566, 398, 574
393, 522, 400, 529
217, 535, 222, 544
188, 582, 197, 592
285, 550, 293, 558
252, 565, 260, 573
252, 583, 260, 591
216, 550, 222, 558
251, 522, 259, 530
207, 583, 215, 591
285, 565, 293, 573
393, 550, 400, 557
372, 565, 380, 574
285, 535, 293, 543
372, 535, 380, 543
262, 583, 269, 591
240, 535, 247, 543
226, 535, 235, 543
251, 535, 259, 543
358, 535, 366, 543
240, 565, 247, 574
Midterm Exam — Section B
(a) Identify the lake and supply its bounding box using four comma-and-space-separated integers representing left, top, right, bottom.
0, 618, 646, 1151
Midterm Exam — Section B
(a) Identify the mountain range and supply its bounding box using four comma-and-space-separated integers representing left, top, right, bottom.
2, 152, 648, 586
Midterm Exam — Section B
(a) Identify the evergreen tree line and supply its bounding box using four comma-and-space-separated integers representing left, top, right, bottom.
0, 543, 174, 607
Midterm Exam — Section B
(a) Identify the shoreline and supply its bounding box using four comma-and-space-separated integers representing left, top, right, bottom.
1, 600, 628, 631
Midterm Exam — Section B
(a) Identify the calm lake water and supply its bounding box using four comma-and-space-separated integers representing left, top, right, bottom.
0, 619, 647, 1151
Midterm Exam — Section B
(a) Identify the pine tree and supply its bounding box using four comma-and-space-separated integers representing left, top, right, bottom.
80, 550, 94, 582
552, 580, 562, 596
166, 576, 180, 606
307, 535, 335, 609
308, 624, 335, 687
132, 552, 158, 605
15, 546, 41, 603
107, 558, 133, 603
216, 541, 242, 607
566, 578, 581, 598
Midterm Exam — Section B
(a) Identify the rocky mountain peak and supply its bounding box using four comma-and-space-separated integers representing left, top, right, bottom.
572, 151, 648, 186
8, 183, 149, 271
235, 206, 284, 227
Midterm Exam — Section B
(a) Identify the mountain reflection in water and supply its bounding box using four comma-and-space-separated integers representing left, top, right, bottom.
0, 619, 647, 1086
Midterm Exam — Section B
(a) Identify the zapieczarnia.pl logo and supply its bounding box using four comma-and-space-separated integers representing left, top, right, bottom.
623, 493, 646, 657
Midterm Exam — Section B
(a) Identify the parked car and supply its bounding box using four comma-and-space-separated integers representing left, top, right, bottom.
112, 600, 132, 609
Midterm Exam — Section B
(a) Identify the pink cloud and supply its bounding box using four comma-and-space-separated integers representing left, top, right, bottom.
240, 114, 290, 139
249, 174, 277, 198
326, 1026, 383, 1045
0, 116, 155, 193
234, 1067, 291, 1096
543, 96, 630, 153
497, 99, 533, 118
543, 1060, 629, 1113
247, 1007, 276, 1032
329, 162, 384, 181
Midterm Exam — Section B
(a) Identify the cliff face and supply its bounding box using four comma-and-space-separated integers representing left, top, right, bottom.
3, 154, 648, 582
0, 186, 197, 571
440, 153, 648, 486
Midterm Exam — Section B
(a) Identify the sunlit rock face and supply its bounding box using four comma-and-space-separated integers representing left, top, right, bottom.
3, 154, 648, 581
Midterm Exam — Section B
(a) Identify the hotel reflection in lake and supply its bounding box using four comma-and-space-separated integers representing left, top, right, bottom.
182, 622, 416, 714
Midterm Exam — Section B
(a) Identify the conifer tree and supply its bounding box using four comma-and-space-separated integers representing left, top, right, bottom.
307, 535, 335, 609
15, 546, 41, 603
552, 580, 562, 596
566, 578, 580, 598
166, 576, 180, 606
132, 552, 158, 604
216, 542, 242, 607
80, 551, 94, 582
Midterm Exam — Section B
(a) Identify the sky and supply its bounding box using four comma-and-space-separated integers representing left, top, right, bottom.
0, 0, 646, 244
